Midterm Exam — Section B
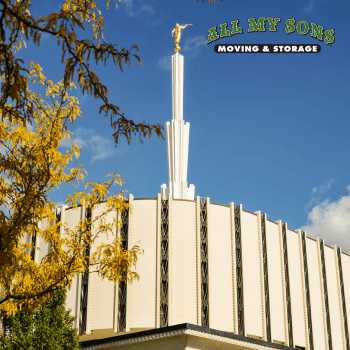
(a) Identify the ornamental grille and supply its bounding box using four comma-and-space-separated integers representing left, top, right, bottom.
79, 207, 91, 335
160, 200, 169, 327
200, 199, 209, 328
320, 239, 333, 350
118, 205, 129, 332
282, 223, 293, 348
30, 231, 36, 261
301, 231, 314, 350
235, 204, 244, 336
261, 213, 271, 342
337, 247, 350, 350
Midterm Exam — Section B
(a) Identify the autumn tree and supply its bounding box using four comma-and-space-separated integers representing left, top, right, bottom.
0, 0, 216, 320
0, 0, 163, 320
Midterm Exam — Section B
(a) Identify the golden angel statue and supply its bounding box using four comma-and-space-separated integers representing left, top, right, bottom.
171, 23, 193, 53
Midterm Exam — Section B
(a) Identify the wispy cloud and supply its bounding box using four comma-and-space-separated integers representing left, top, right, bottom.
60, 127, 124, 164
182, 35, 206, 58
158, 35, 206, 71
303, 0, 315, 13
122, 0, 155, 17
158, 55, 171, 71
301, 185, 350, 253
305, 179, 335, 212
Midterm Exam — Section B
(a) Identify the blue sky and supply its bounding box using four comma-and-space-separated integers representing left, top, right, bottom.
13, 0, 350, 251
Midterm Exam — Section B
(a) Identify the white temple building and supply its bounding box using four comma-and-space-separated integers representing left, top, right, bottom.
6, 35, 350, 350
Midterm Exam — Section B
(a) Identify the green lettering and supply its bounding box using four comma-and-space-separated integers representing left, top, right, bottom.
324, 29, 335, 45
220, 23, 231, 38
285, 18, 296, 34
247, 17, 266, 33
310, 23, 324, 41
231, 20, 243, 35
266, 18, 281, 32
297, 20, 310, 35
206, 26, 220, 44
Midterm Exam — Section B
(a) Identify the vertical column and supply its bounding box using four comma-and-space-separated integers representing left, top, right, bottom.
86, 206, 94, 335
196, 196, 201, 326
30, 222, 38, 261
255, 211, 267, 341
200, 197, 209, 327
318, 238, 333, 350
299, 230, 314, 350
235, 204, 244, 336
335, 246, 349, 350
113, 208, 119, 333
118, 199, 129, 332
276, 220, 288, 346
230, 202, 237, 335
168, 194, 173, 325
160, 196, 169, 327
155, 194, 162, 328
74, 206, 84, 331
34, 221, 42, 264
79, 205, 90, 335
281, 223, 293, 348
126, 194, 133, 332
315, 237, 330, 350
260, 213, 271, 343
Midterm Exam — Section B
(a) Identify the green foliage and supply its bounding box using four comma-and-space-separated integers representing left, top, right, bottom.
0, 289, 80, 350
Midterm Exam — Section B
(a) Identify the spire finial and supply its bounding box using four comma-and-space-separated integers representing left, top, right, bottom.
171, 23, 193, 53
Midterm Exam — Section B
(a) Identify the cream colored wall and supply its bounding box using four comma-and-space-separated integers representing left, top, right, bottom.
241, 210, 263, 339
207, 203, 233, 333
306, 238, 327, 350
341, 253, 350, 342
170, 200, 197, 325
63, 206, 83, 327
15, 196, 350, 348
265, 220, 285, 344
89, 203, 116, 332
129, 199, 157, 329
36, 217, 49, 264
324, 245, 344, 350
286, 228, 306, 348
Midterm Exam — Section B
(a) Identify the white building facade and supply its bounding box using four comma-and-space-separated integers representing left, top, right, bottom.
17, 196, 350, 350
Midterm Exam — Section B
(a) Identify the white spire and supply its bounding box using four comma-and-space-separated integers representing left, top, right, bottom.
161, 53, 195, 200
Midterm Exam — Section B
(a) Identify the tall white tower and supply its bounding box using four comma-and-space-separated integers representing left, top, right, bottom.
161, 53, 195, 200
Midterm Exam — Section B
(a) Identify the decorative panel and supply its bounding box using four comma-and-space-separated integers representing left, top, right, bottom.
200, 198, 209, 328
79, 206, 91, 335
261, 214, 271, 342
235, 204, 244, 336
160, 200, 169, 327
282, 223, 293, 348
118, 204, 129, 332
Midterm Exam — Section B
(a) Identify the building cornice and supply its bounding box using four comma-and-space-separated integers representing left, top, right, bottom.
80, 323, 295, 350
